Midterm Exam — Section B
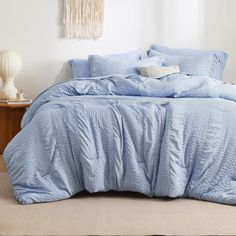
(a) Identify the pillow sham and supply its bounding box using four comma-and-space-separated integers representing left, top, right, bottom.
68, 59, 90, 78
148, 49, 226, 80
68, 49, 143, 79
150, 44, 228, 80
151, 44, 227, 57
89, 55, 162, 77
138, 65, 180, 79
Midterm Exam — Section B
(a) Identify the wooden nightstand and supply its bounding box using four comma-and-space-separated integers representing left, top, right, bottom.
0, 103, 30, 154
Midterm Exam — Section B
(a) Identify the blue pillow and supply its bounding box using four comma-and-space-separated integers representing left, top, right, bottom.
150, 44, 228, 80
148, 50, 218, 77
68, 50, 143, 79
151, 44, 227, 57
89, 55, 162, 77
68, 59, 90, 78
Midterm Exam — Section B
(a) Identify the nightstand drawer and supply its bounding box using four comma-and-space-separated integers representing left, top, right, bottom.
0, 104, 30, 154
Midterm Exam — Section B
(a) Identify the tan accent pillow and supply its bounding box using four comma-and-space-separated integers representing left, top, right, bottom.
137, 65, 180, 78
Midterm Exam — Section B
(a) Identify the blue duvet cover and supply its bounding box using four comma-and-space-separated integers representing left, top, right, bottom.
3, 74, 236, 205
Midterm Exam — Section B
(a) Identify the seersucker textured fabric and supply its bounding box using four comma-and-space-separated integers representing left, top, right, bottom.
3, 74, 236, 204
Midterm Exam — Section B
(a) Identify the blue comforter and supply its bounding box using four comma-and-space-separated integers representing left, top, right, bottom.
3, 74, 236, 204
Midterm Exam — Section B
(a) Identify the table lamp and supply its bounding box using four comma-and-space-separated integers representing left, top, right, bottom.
0, 50, 22, 100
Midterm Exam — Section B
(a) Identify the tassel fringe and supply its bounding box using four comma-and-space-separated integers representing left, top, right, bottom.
63, 0, 104, 39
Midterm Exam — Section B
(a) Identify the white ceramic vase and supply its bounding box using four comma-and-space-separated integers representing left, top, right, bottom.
0, 50, 22, 99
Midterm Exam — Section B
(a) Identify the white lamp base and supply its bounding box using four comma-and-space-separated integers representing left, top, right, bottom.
0, 80, 18, 99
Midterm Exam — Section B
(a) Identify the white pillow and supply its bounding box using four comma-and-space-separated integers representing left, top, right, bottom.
137, 65, 180, 79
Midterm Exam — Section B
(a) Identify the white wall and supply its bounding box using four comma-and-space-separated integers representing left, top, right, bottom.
0, 0, 160, 98
0, 0, 235, 99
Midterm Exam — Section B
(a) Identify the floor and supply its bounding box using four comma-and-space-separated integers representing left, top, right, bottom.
1, 172, 236, 236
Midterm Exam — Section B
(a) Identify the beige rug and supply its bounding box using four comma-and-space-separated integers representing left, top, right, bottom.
1, 173, 236, 236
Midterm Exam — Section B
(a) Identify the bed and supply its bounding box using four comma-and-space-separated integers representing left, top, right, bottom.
3, 72, 236, 205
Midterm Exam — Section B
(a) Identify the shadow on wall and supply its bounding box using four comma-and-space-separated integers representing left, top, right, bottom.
57, 0, 64, 38
54, 63, 73, 85
54, 0, 73, 84
157, 0, 204, 48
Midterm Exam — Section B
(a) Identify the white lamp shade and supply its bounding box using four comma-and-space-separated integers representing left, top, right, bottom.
0, 50, 22, 80
0, 50, 22, 99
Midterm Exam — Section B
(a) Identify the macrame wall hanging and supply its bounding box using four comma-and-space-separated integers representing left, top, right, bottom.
63, 0, 105, 39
